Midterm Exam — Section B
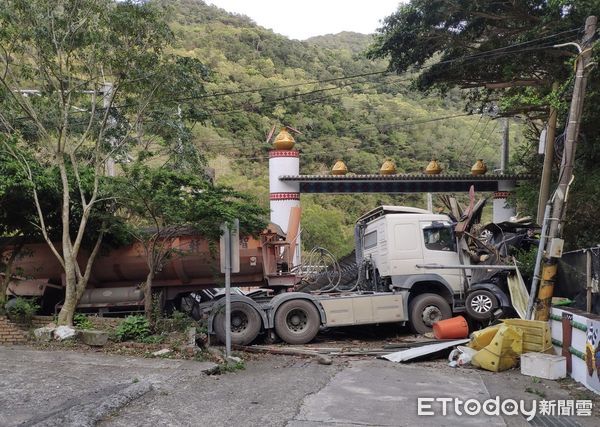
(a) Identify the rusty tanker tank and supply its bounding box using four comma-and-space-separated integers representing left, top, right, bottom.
5, 224, 299, 313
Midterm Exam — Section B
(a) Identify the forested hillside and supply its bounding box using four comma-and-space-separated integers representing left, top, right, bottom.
156, 0, 520, 256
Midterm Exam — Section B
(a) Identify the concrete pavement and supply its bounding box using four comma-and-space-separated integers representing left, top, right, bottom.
0, 346, 215, 426
1, 346, 597, 426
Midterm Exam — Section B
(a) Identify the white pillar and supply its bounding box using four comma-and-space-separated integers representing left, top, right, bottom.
493, 180, 517, 223
269, 150, 300, 232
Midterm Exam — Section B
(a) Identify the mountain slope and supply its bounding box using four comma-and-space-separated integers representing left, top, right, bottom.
155, 0, 519, 256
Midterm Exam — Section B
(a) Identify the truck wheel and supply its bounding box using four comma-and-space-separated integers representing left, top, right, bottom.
214, 302, 262, 346
409, 293, 452, 334
274, 300, 320, 344
465, 290, 498, 321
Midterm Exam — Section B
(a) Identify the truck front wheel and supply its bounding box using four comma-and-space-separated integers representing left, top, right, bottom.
274, 300, 320, 344
214, 302, 262, 346
409, 293, 452, 334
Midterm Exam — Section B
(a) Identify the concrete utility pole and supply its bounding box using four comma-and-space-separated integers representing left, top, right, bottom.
533, 16, 597, 321
500, 118, 509, 174
537, 82, 559, 225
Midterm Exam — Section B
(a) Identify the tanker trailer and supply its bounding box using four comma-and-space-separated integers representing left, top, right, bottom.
4, 223, 299, 315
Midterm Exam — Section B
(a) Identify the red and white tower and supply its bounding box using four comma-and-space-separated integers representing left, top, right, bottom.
269, 128, 301, 262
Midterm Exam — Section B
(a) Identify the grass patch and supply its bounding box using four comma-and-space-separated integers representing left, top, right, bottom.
525, 387, 547, 399
207, 360, 246, 375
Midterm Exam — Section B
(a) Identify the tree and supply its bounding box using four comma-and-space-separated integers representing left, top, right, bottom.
0, 0, 209, 324
369, 0, 600, 248
117, 163, 267, 318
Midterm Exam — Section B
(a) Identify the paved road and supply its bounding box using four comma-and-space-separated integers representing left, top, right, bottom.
0, 346, 215, 426
1, 346, 596, 426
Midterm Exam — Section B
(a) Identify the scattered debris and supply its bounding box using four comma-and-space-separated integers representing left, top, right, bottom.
226, 355, 242, 364
448, 346, 477, 367
433, 316, 469, 339
506, 262, 529, 319
186, 327, 197, 347
53, 325, 76, 341
316, 355, 333, 365
381, 339, 469, 363
521, 353, 567, 380
152, 349, 172, 357
33, 326, 54, 342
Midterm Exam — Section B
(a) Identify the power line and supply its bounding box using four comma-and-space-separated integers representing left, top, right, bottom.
473, 121, 500, 159
456, 115, 483, 161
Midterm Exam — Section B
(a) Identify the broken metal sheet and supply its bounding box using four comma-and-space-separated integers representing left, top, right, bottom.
381, 339, 469, 363
507, 260, 530, 319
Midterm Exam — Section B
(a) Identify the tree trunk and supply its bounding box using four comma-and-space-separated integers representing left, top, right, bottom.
0, 274, 9, 315
58, 283, 78, 326
144, 270, 154, 320
0, 245, 23, 315
56, 255, 79, 325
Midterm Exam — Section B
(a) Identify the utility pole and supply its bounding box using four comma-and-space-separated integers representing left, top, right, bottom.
537, 82, 559, 225
532, 16, 597, 321
500, 118, 509, 174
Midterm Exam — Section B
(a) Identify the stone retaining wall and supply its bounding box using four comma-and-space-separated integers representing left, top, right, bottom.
0, 315, 27, 344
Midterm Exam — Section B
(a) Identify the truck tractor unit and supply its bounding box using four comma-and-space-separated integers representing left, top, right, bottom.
201, 205, 529, 345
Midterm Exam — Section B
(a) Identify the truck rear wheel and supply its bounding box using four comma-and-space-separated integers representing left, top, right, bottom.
274, 300, 320, 344
409, 293, 452, 334
214, 302, 262, 345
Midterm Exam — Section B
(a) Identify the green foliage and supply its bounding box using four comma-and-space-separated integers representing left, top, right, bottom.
73, 313, 94, 330
301, 199, 354, 258
7, 297, 39, 325
154, 310, 195, 334
370, 0, 600, 249
514, 247, 539, 282
208, 360, 246, 375
170, 310, 194, 332
115, 315, 151, 342
139, 334, 166, 344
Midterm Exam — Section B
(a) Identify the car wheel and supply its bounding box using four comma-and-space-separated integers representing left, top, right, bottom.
465, 289, 498, 321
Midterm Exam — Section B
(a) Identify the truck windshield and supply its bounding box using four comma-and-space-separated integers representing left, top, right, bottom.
422, 223, 455, 252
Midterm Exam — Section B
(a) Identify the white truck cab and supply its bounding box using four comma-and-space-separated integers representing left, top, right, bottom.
355, 206, 468, 333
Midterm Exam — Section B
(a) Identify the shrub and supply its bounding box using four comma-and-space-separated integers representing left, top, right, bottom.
154, 310, 195, 334
115, 315, 151, 342
171, 310, 194, 332
74, 313, 93, 330
140, 334, 165, 344
7, 297, 39, 326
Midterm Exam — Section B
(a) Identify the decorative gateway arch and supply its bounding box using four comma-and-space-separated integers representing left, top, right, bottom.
268, 128, 532, 262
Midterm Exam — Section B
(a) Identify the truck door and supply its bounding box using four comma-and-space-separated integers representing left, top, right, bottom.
420, 221, 463, 292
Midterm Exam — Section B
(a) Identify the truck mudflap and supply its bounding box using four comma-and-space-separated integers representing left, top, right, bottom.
207, 294, 269, 334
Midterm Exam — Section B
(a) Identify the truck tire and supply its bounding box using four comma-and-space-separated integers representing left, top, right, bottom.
409, 293, 452, 334
465, 289, 498, 321
274, 300, 320, 344
214, 302, 262, 346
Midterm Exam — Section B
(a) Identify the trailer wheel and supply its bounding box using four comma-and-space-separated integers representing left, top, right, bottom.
274, 300, 320, 344
214, 302, 262, 346
465, 290, 498, 321
409, 293, 452, 334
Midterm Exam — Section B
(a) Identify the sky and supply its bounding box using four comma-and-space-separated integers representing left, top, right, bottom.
205, 0, 403, 40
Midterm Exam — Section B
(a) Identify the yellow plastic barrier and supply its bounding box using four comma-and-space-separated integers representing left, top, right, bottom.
468, 324, 502, 351
471, 324, 523, 372
501, 319, 553, 353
